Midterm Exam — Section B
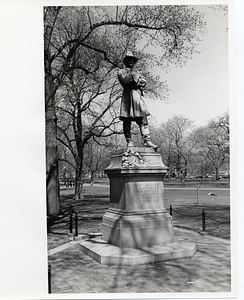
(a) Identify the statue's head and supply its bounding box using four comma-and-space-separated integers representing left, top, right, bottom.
123, 51, 138, 67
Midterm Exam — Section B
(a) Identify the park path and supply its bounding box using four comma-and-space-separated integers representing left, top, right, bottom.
48, 227, 232, 294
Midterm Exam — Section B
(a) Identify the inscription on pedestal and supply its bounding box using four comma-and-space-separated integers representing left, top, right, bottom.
127, 181, 164, 211
133, 183, 160, 203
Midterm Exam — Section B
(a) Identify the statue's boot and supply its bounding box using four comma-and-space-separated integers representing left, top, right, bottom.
126, 138, 134, 147
140, 125, 158, 150
123, 121, 134, 147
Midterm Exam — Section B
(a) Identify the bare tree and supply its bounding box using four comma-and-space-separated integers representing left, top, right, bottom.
56, 67, 121, 199
83, 140, 111, 186
157, 115, 195, 183
190, 112, 229, 180
207, 114, 229, 179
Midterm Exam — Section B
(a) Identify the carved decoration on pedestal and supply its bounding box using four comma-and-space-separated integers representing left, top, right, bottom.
121, 148, 165, 168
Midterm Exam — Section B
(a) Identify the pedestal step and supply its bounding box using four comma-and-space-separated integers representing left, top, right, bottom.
79, 237, 197, 266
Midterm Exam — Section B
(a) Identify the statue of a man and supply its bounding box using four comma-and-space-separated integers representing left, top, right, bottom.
118, 51, 157, 150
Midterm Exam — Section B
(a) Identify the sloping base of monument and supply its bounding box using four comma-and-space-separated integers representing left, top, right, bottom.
79, 237, 197, 266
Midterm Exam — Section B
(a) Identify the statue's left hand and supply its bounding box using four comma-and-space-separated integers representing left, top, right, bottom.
137, 77, 146, 87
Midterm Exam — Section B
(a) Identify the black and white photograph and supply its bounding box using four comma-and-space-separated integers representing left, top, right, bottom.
0, 0, 243, 299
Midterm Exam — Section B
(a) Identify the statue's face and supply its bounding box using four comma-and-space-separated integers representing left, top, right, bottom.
125, 58, 136, 68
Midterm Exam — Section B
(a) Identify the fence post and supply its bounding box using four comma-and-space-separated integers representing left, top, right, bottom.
48, 265, 51, 294
170, 205, 172, 216
69, 213, 73, 234
202, 209, 206, 232
75, 213, 78, 237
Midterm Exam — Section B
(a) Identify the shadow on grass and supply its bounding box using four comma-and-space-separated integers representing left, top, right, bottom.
48, 192, 110, 235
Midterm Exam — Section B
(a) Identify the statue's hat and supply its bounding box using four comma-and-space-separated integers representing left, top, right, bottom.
123, 51, 138, 65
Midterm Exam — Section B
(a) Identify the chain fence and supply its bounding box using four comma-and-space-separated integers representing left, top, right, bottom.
168, 205, 230, 232
48, 199, 230, 238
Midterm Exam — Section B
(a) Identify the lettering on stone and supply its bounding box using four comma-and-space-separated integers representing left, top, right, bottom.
133, 183, 160, 203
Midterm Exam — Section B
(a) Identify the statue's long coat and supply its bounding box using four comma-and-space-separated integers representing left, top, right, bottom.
118, 68, 150, 121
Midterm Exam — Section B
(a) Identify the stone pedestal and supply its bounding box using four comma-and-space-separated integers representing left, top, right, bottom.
80, 147, 197, 265
102, 147, 173, 249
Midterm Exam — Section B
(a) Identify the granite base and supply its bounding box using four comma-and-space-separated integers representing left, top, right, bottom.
79, 237, 197, 266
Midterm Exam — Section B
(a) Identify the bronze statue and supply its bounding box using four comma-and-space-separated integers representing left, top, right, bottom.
118, 51, 157, 150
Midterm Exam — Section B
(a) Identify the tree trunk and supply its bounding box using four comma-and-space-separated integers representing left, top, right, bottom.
74, 177, 84, 200
74, 156, 85, 200
196, 179, 203, 204
45, 88, 61, 216
215, 167, 220, 180
44, 7, 62, 216
181, 174, 185, 186
197, 186, 200, 204
90, 172, 95, 186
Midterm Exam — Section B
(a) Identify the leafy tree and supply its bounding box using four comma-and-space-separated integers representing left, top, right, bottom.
44, 5, 206, 216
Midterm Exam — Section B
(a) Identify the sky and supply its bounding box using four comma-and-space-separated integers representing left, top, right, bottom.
144, 5, 229, 127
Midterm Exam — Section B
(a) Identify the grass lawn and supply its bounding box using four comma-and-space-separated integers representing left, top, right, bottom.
47, 183, 230, 250
82, 177, 230, 188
